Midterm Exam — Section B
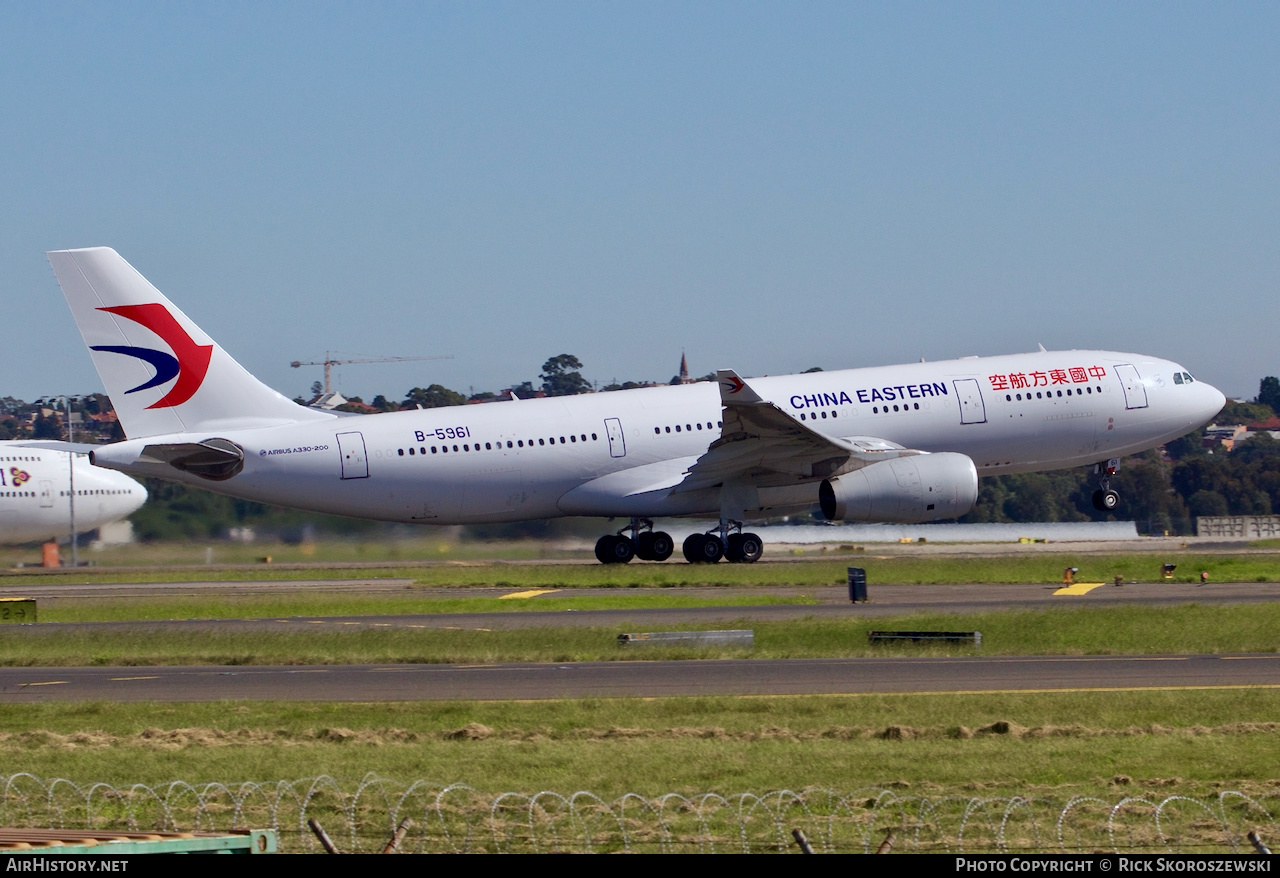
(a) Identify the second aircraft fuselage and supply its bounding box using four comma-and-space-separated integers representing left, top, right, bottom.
90, 349, 1225, 525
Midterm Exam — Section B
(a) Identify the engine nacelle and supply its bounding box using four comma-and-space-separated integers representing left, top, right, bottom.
818, 453, 978, 523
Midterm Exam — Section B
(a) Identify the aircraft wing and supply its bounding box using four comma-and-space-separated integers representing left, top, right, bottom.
671, 369, 923, 493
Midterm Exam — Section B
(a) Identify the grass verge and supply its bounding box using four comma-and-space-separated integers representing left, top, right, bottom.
35, 592, 819, 623
3, 603, 1279, 665
4, 553, 1280, 588
3, 690, 1279, 799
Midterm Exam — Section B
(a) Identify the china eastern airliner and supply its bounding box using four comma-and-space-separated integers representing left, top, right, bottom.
0, 441, 146, 544
47, 248, 1224, 564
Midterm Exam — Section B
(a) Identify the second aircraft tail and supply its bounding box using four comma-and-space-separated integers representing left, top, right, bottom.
48, 247, 333, 438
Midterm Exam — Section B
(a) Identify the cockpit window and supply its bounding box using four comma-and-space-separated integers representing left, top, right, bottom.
1184, 372, 1195, 383
1173, 373, 1184, 385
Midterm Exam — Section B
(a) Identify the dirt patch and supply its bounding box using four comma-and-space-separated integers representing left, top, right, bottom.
447, 722, 492, 740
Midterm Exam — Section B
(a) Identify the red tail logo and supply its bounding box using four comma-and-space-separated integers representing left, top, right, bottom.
92, 305, 213, 409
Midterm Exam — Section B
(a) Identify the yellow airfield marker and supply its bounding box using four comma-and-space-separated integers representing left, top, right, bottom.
498, 589, 560, 600
1053, 582, 1106, 595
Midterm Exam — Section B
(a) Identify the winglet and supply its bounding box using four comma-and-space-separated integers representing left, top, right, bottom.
716, 369, 765, 405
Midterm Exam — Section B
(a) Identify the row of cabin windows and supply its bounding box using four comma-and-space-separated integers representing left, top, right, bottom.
1, 456, 41, 462
59, 489, 136, 496
1, 492, 35, 498
797, 411, 837, 421
399, 433, 601, 457
1005, 385, 1099, 402
654, 421, 722, 435
871, 404, 920, 414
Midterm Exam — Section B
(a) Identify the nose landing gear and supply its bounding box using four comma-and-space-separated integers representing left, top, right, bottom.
1092, 458, 1121, 512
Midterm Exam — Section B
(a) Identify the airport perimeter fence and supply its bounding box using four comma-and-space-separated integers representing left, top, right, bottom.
1, 774, 1275, 854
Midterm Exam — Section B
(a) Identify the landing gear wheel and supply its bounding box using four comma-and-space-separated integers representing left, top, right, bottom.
725, 533, 744, 562
737, 532, 763, 563
635, 532, 656, 561
1092, 489, 1120, 512
649, 531, 674, 562
683, 533, 723, 564
595, 534, 635, 564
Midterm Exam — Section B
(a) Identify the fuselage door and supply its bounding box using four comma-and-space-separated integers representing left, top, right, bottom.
1114, 364, 1149, 410
336, 432, 370, 479
604, 418, 626, 458
953, 379, 987, 425
39, 480, 54, 508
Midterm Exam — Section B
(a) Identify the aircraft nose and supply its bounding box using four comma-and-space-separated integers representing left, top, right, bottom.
131, 482, 149, 512
1200, 381, 1226, 423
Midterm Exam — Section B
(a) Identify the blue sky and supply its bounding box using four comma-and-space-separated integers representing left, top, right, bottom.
2, 2, 1276, 403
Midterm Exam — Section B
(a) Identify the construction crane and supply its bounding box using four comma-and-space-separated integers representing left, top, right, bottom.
290, 352, 454, 395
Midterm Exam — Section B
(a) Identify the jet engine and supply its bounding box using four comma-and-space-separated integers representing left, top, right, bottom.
818, 452, 978, 523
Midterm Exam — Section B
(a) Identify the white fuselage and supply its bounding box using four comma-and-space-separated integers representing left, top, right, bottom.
90, 350, 1224, 525
0, 443, 147, 543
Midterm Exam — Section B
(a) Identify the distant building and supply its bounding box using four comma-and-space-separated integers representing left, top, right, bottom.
1203, 423, 1247, 451
670, 352, 694, 386
308, 392, 349, 410
1246, 416, 1280, 441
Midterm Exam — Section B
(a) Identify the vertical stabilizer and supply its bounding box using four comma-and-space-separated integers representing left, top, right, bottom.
48, 247, 332, 438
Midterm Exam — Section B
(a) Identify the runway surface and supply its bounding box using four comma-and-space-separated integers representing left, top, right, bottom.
3, 578, 1278, 702
3, 654, 1279, 702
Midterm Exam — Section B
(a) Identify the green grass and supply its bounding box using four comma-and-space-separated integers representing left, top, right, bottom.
36, 592, 819, 623
5, 551, 1280, 588
3, 690, 1279, 798
4, 604, 1279, 666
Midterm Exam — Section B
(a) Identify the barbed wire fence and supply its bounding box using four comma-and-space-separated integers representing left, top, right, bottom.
1, 774, 1274, 853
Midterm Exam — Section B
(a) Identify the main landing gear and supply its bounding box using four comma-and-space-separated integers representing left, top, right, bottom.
1092, 458, 1121, 512
682, 521, 763, 564
593, 519, 765, 564
594, 518, 674, 564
